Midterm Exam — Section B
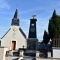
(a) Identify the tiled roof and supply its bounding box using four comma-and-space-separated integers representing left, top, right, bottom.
19, 28, 26, 39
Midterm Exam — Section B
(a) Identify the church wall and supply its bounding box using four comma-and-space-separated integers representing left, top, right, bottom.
1, 28, 13, 49
13, 26, 27, 49
1, 26, 27, 50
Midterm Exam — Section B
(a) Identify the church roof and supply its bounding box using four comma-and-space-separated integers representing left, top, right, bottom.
13, 8, 18, 19
19, 28, 26, 39
11, 9, 19, 26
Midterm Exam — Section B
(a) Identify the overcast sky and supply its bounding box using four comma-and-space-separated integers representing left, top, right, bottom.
0, 0, 60, 41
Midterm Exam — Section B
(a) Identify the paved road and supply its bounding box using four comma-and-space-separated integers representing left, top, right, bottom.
36, 58, 60, 60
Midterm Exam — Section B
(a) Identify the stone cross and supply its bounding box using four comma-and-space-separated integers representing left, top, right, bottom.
22, 45, 25, 49
32, 14, 36, 19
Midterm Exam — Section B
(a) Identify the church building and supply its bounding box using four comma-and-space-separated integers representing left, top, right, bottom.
1, 9, 27, 50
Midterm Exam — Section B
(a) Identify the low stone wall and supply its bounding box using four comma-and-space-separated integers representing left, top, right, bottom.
0, 47, 8, 60
36, 58, 60, 60
53, 47, 60, 58
0, 47, 4, 60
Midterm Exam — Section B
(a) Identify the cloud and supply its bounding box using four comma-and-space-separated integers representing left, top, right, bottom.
19, 0, 60, 15
0, 26, 9, 31
19, 8, 43, 14
37, 17, 49, 41
0, 0, 10, 9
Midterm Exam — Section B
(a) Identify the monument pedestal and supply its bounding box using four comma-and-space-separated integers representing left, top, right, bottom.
27, 38, 38, 50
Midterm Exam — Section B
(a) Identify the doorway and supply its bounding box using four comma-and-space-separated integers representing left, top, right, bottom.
10, 41, 16, 50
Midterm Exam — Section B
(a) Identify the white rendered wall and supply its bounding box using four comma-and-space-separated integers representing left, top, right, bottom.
0, 47, 8, 60
3, 48, 8, 60
0, 48, 4, 60
36, 51, 39, 57
1, 26, 27, 50
53, 48, 60, 58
